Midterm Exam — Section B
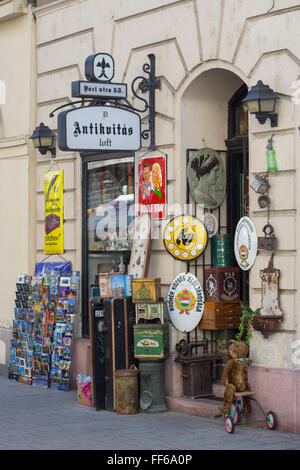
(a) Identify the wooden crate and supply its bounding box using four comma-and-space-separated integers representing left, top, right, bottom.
199, 301, 242, 330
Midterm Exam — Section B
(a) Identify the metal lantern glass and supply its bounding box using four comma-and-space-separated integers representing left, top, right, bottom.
30, 123, 56, 156
242, 80, 278, 127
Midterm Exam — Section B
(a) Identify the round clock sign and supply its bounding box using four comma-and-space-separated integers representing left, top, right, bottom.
234, 216, 257, 271
167, 272, 205, 333
163, 215, 207, 261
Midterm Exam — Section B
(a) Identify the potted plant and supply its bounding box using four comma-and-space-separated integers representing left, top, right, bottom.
235, 304, 261, 346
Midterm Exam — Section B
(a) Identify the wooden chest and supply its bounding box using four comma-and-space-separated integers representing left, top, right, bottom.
204, 267, 240, 302
199, 301, 242, 330
132, 278, 161, 303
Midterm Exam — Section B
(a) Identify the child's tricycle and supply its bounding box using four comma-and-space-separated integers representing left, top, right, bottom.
215, 391, 277, 434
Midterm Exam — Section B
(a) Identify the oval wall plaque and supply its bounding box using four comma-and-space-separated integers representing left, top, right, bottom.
187, 148, 226, 209
163, 215, 207, 261
234, 216, 257, 271
167, 272, 205, 333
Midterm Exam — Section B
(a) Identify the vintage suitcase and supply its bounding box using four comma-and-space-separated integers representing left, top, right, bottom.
90, 297, 136, 411
199, 301, 242, 330
133, 323, 169, 358
132, 278, 161, 303
204, 267, 240, 302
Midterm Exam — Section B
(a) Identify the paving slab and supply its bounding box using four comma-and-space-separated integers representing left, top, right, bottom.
1, 375, 300, 452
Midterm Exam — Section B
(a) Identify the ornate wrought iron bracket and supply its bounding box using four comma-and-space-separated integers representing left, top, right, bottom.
48, 53, 161, 151
131, 53, 161, 150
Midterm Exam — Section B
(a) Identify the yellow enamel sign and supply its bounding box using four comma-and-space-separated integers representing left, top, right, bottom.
44, 170, 64, 254
163, 215, 207, 261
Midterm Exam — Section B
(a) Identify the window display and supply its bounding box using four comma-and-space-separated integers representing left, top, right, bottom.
84, 156, 135, 313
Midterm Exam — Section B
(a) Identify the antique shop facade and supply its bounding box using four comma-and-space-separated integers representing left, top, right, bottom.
1, 0, 300, 433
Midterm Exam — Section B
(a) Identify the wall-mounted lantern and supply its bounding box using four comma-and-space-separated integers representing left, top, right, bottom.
242, 80, 279, 127
29, 122, 56, 157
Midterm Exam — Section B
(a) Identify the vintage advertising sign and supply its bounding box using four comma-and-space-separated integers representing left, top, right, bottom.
58, 105, 141, 152
167, 272, 204, 333
138, 153, 167, 219
44, 170, 64, 254
163, 215, 207, 261
234, 216, 257, 271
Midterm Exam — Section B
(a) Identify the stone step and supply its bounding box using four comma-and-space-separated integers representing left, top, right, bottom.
212, 382, 225, 399
166, 395, 223, 419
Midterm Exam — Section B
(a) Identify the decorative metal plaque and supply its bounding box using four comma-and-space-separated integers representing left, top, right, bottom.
187, 148, 226, 209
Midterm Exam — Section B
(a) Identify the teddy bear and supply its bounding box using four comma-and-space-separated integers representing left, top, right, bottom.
218, 339, 251, 416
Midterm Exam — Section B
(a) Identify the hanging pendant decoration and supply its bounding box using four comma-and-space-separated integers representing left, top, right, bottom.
201, 213, 218, 238
163, 215, 207, 261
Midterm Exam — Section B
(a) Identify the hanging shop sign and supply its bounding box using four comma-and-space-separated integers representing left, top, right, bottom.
163, 215, 207, 261
138, 153, 167, 219
57, 105, 141, 152
234, 216, 257, 271
167, 272, 205, 333
201, 213, 218, 238
187, 148, 226, 209
44, 170, 64, 254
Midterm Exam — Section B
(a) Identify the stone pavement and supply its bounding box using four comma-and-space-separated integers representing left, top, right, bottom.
1, 374, 300, 452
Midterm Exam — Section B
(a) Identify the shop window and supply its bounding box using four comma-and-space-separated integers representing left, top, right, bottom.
81, 153, 134, 336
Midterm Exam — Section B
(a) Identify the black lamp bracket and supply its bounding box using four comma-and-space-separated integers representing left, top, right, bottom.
256, 112, 278, 128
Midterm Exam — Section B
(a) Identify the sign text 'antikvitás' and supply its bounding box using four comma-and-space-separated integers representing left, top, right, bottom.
58, 106, 141, 152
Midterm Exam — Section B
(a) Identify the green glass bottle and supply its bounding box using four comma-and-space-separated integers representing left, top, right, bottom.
266, 137, 278, 173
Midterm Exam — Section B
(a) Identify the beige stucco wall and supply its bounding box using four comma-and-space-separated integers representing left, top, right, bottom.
32, 0, 300, 369
0, 1, 36, 338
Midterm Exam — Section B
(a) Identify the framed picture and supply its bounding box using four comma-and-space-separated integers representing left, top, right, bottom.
138, 153, 167, 219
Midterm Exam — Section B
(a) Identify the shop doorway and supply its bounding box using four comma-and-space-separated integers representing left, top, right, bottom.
180, 68, 249, 370
81, 152, 135, 337
225, 83, 249, 303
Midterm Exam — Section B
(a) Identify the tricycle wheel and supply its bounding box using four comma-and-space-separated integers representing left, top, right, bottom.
230, 403, 241, 424
266, 411, 277, 430
225, 416, 235, 434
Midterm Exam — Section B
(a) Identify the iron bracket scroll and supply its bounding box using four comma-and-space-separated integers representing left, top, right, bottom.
131, 53, 161, 150
48, 53, 161, 151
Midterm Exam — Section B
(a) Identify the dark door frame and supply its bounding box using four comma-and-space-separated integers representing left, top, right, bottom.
225, 84, 249, 303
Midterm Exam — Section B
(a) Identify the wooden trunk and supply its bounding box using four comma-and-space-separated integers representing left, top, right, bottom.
199, 301, 242, 330
89, 297, 136, 411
